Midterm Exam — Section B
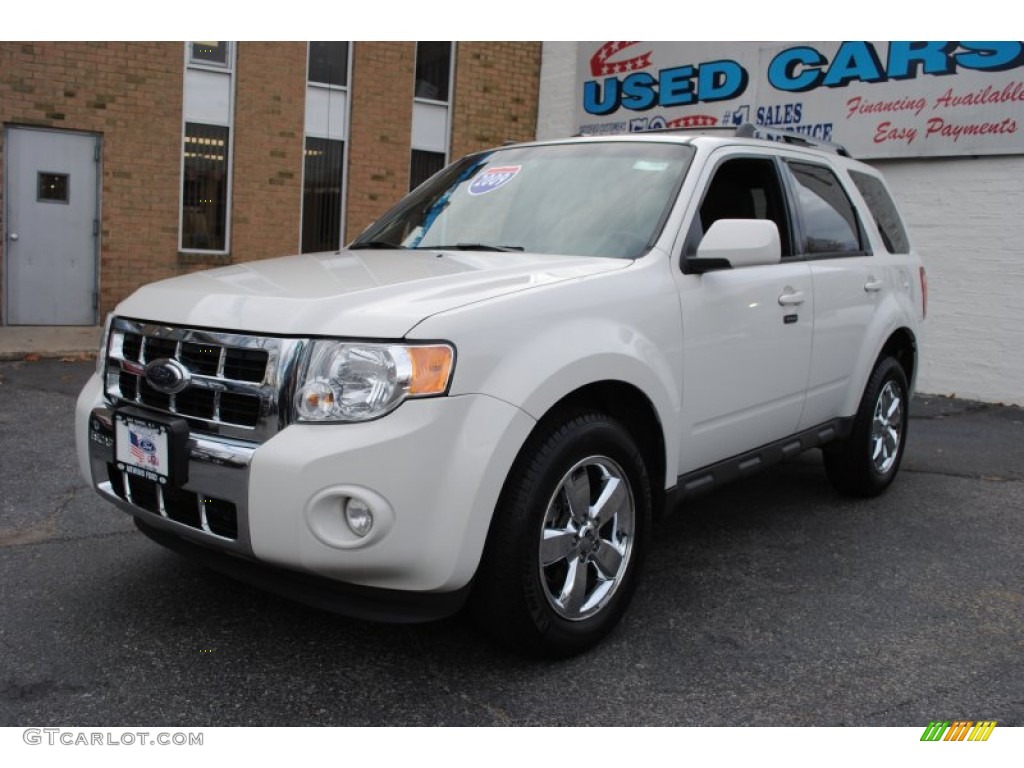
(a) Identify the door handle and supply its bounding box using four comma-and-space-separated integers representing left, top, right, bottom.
8, 233, 17, 241
778, 288, 805, 306
864, 276, 883, 292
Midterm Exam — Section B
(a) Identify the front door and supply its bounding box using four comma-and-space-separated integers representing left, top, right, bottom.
4, 127, 99, 325
674, 151, 813, 473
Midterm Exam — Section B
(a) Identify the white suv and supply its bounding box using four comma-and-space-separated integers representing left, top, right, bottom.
77, 127, 925, 656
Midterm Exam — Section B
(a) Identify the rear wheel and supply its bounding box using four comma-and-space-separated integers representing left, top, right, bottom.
824, 356, 909, 497
472, 411, 652, 657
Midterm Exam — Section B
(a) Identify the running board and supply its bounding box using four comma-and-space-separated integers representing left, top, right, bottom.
668, 418, 853, 506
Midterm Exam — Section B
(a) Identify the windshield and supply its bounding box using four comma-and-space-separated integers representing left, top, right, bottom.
351, 142, 694, 258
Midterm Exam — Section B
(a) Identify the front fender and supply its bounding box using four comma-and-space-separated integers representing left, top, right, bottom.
410, 259, 684, 490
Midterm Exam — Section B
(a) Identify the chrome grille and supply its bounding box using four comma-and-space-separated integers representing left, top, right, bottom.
104, 317, 305, 443
106, 462, 239, 539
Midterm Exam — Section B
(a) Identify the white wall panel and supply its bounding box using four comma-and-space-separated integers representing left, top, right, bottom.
305, 87, 348, 141
411, 101, 448, 153
184, 69, 231, 124
873, 156, 1024, 405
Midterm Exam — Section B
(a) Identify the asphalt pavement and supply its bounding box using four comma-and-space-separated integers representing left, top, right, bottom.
0, 358, 1021, 726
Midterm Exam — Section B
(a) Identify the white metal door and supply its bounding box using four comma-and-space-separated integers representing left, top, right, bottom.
4, 127, 99, 325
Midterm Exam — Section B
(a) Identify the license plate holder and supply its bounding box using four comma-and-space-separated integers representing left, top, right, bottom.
113, 409, 189, 486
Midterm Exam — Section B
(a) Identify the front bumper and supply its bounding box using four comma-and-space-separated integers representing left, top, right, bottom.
77, 372, 536, 608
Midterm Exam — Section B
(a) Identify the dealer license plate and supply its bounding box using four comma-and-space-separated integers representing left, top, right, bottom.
114, 413, 173, 484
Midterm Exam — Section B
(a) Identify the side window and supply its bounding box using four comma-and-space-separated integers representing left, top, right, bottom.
849, 170, 910, 254
687, 157, 791, 258
786, 161, 864, 256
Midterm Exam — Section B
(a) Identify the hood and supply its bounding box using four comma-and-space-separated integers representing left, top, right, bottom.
115, 249, 631, 338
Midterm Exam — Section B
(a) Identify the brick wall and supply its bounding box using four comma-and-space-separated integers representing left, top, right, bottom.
450, 42, 541, 159
0, 41, 183, 318
1, 41, 543, 322
232, 42, 306, 262
345, 42, 416, 242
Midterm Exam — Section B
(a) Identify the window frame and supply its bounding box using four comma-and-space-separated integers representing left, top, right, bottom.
410, 42, 455, 192
413, 41, 454, 106
300, 42, 353, 252
178, 42, 237, 256
307, 41, 351, 92
680, 152, 797, 272
188, 41, 233, 71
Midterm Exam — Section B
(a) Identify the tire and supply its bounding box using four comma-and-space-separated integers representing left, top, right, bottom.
471, 411, 652, 657
824, 356, 909, 497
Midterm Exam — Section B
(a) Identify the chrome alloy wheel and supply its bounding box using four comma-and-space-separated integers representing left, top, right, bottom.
871, 380, 904, 474
538, 456, 635, 621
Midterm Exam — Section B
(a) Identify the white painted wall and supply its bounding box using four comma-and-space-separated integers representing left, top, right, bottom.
872, 157, 1024, 405
537, 42, 577, 141
537, 44, 1024, 405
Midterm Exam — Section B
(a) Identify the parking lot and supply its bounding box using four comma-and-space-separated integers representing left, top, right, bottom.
1, 358, 1021, 726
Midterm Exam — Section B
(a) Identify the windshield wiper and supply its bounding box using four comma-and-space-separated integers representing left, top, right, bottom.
419, 243, 524, 252
349, 240, 407, 250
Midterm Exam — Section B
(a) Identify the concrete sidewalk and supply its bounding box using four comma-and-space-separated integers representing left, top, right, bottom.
0, 325, 101, 361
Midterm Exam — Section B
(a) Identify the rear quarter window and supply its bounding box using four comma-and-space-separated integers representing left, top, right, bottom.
849, 170, 911, 254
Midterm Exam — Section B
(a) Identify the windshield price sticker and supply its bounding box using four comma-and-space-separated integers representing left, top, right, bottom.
114, 414, 171, 484
468, 165, 521, 195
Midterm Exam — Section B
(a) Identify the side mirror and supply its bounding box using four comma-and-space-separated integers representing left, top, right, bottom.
687, 219, 781, 273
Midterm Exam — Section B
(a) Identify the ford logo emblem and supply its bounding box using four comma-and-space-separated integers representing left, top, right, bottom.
144, 358, 191, 395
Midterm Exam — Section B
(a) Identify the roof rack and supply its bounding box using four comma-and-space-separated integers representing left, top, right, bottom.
735, 122, 851, 157
602, 121, 851, 157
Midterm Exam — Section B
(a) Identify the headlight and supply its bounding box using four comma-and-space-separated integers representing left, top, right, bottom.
294, 341, 454, 423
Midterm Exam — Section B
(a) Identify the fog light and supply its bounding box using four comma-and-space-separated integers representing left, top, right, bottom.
344, 497, 374, 537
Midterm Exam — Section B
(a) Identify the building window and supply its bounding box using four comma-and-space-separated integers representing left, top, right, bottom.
180, 42, 235, 254
37, 172, 70, 204
411, 42, 453, 192
190, 41, 231, 68
410, 150, 446, 191
302, 138, 345, 253
415, 41, 452, 102
181, 124, 229, 251
308, 41, 349, 87
302, 42, 351, 252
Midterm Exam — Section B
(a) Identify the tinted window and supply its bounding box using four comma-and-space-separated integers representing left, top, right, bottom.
309, 42, 349, 87
787, 162, 863, 255
302, 137, 345, 253
191, 42, 229, 67
181, 123, 229, 251
415, 42, 452, 101
410, 149, 446, 191
849, 170, 910, 254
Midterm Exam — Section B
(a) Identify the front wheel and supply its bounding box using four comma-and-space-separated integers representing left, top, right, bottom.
471, 411, 652, 657
824, 356, 910, 497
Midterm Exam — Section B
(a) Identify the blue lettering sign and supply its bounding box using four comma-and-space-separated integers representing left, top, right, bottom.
956, 41, 1024, 72
821, 41, 886, 88
699, 59, 748, 102
768, 46, 828, 92
582, 78, 619, 116
886, 41, 957, 80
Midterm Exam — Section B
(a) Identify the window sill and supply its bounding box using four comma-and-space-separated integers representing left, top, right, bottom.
178, 251, 232, 268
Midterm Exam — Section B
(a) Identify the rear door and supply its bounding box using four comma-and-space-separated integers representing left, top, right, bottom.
781, 159, 882, 428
